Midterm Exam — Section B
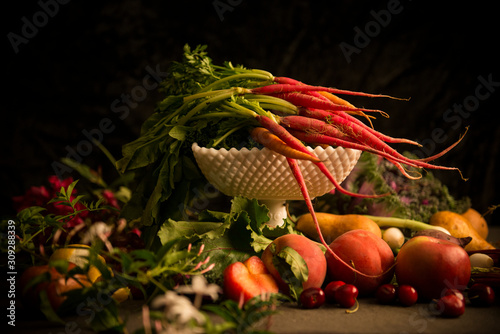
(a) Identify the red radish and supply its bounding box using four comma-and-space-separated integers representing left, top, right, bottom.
250, 127, 321, 163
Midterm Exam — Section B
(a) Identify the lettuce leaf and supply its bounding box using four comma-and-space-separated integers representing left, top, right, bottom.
156, 197, 301, 284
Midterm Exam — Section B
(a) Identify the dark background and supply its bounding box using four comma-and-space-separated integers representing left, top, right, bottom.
4, 0, 500, 225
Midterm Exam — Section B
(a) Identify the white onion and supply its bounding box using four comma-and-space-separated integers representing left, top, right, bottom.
383, 227, 405, 250
469, 253, 494, 268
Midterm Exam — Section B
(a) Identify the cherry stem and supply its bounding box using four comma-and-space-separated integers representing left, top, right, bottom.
345, 299, 359, 314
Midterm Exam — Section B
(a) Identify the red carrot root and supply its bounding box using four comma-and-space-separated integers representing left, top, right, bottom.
268, 79, 408, 100
250, 127, 321, 163
286, 157, 395, 280
256, 115, 389, 199
288, 129, 423, 170
280, 114, 463, 176
270, 77, 381, 124
416, 126, 469, 162
272, 92, 384, 115
255, 115, 321, 161
299, 107, 421, 147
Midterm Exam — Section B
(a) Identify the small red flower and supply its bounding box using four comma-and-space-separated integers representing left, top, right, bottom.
12, 176, 86, 228
48, 175, 74, 191
12, 185, 51, 212
101, 189, 120, 209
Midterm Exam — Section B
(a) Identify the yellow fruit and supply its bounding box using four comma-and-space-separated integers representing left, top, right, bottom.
88, 265, 104, 283
112, 287, 130, 303
296, 213, 382, 244
429, 211, 495, 252
50, 244, 109, 283
49, 245, 130, 304
461, 208, 489, 239
50, 244, 106, 268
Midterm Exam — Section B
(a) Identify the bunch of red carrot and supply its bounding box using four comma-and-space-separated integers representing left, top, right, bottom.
242, 76, 467, 277
248, 76, 466, 195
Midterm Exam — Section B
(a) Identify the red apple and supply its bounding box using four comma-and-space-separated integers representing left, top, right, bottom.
325, 230, 395, 296
261, 234, 327, 294
395, 236, 471, 301
223, 256, 279, 304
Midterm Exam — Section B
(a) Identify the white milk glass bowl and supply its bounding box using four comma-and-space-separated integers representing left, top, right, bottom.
192, 143, 361, 227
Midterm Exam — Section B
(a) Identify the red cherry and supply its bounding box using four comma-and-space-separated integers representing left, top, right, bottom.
433, 294, 465, 317
376, 284, 397, 304
335, 284, 358, 308
468, 283, 495, 306
398, 285, 418, 306
324, 281, 345, 304
300, 287, 325, 309
442, 288, 465, 302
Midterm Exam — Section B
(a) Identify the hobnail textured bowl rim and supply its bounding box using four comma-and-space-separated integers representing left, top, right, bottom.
192, 143, 361, 201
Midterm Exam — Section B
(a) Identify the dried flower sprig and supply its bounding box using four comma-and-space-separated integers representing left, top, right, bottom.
176, 275, 222, 308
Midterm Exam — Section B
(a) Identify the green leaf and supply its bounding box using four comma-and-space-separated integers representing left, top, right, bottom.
202, 294, 283, 334
21, 271, 51, 294
39, 290, 64, 324
154, 237, 180, 261
118, 252, 133, 273
158, 219, 226, 246
88, 299, 125, 333
116, 131, 171, 172
71, 194, 86, 208
201, 212, 258, 284
141, 178, 164, 227
230, 197, 270, 232
60, 158, 108, 187
168, 125, 191, 141
129, 249, 158, 266
248, 232, 273, 253
49, 259, 71, 274
17, 206, 46, 222
272, 246, 308, 301
66, 180, 79, 199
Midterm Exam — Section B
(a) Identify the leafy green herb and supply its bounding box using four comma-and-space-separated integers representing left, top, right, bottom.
156, 197, 301, 285
115, 45, 282, 249
202, 293, 286, 334
13, 180, 114, 253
